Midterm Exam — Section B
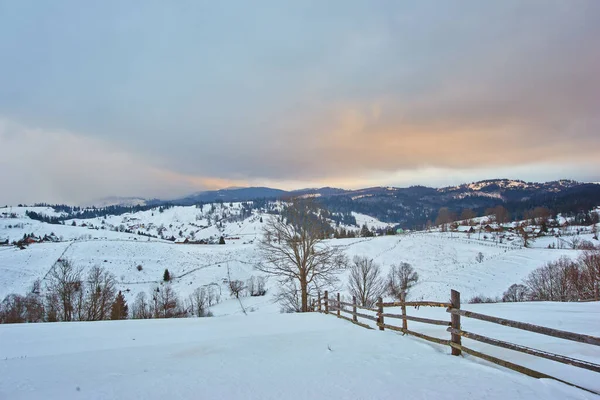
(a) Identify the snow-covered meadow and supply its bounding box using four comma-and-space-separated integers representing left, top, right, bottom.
1, 305, 598, 400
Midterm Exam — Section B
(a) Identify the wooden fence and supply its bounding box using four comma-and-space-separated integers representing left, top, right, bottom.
312, 289, 600, 395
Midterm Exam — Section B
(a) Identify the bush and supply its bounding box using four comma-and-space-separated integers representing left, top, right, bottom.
476, 252, 484, 263
229, 280, 245, 299
136, 265, 143, 271
502, 284, 530, 302
468, 295, 499, 304
246, 276, 267, 297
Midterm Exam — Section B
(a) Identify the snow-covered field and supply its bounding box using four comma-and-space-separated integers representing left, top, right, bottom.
0, 230, 585, 308
0, 208, 593, 308
1, 305, 598, 400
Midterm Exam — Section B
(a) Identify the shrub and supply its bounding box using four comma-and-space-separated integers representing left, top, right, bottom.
136, 265, 143, 271
246, 276, 267, 297
502, 284, 530, 302
468, 295, 499, 304
476, 252, 484, 263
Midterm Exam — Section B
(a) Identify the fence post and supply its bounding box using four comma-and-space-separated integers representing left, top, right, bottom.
352, 296, 357, 323
324, 291, 329, 314
451, 289, 461, 356
318, 292, 322, 312
400, 291, 408, 333
378, 296, 384, 331
337, 293, 341, 318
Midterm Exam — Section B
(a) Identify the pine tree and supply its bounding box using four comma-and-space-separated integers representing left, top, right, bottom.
360, 224, 373, 237
219, 236, 226, 245
163, 269, 171, 282
110, 291, 128, 320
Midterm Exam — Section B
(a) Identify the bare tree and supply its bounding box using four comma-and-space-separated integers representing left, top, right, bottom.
516, 225, 536, 248
460, 209, 477, 225
274, 279, 303, 313
435, 207, 456, 232
157, 284, 184, 318
228, 280, 245, 299
485, 205, 511, 224
568, 236, 582, 250
502, 284, 530, 302
132, 292, 151, 319
84, 266, 116, 321
580, 250, 600, 300
257, 200, 347, 312
347, 256, 385, 307
0, 294, 26, 323
45, 259, 83, 321
189, 287, 211, 317
387, 262, 419, 299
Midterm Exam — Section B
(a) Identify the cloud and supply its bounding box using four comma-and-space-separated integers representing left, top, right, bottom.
0, 1, 599, 203
0, 119, 244, 204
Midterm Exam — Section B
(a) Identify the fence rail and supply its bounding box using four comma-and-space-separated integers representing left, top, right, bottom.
313, 289, 600, 395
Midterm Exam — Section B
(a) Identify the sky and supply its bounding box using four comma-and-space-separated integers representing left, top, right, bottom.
1, 1, 599, 205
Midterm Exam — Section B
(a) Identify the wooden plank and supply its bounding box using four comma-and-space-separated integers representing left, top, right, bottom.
380, 312, 450, 326
448, 343, 600, 396
353, 310, 379, 322
329, 306, 379, 322
448, 308, 600, 346
447, 328, 600, 373
405, 328, 451, 346
338, 300, 378, 312
380, 301, 452, 308
338, 314, 373, 330
378, 323, 452, 346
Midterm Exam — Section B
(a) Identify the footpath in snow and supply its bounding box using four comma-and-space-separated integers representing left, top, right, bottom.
0, 312, 597, 400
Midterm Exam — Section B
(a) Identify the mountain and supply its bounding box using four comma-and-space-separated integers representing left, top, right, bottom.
83, 196, 149, 208
20, 179, 600, 230
176, 187, 289, 205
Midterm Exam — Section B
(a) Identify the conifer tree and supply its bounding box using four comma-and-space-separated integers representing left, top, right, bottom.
163, 269, 171, 282
110, 291, 128, 320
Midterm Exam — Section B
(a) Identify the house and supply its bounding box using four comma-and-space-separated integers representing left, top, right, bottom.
174, 238, 189, 244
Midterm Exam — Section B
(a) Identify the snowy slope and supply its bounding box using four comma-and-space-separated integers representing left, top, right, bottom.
0, 310, 597, 400
0, 230, 588, 310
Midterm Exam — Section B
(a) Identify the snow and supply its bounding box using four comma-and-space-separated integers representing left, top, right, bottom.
350, 212, 394, 230
1, 309, 597, 399
1, 204, 600, 398
0, 227, 590, 310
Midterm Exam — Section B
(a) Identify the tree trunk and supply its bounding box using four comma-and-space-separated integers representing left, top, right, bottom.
300, 277, 308, 312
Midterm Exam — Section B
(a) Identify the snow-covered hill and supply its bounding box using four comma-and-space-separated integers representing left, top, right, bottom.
1, 304, 598, 399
